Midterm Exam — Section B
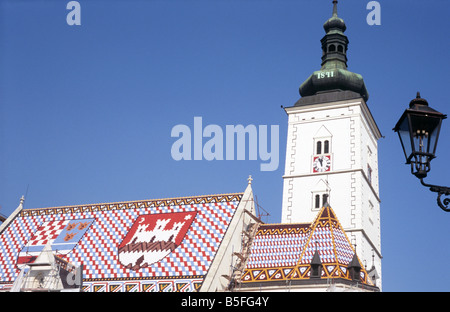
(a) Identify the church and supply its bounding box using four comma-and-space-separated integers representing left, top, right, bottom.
0, 1, 381, 292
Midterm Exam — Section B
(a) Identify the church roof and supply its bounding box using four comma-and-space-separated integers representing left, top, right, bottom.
239, 205, 377, 290
0, 192, 244, 292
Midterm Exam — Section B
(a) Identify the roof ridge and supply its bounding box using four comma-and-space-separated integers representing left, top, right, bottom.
259, 222, 311, 226
325, 205, 358, 261
21, 192, 244, 211
291, 206, 327, 269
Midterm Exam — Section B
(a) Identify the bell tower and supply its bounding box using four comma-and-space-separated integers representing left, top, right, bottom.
281, 1, 382, 287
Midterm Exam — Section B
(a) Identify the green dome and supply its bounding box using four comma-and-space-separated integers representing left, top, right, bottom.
299, 69, 369, 102
297, 0, 369, 104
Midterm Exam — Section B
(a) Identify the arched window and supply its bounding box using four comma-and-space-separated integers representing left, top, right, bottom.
322, 194, 328, 206
337, 45, 344, 53
328, 44, 336, 52
316, 141, 322, 155
313, 192, 330, 210
315, 195, 321, 209
324, 140, 329, 154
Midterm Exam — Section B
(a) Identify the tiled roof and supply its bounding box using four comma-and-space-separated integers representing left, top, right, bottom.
245, 223, 310, 269
239, 206, 376, 288
0, 193, 243, 292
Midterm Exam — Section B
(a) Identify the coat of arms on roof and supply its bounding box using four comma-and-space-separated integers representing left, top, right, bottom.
16, 218, 95, 267
118, 211, 197, 270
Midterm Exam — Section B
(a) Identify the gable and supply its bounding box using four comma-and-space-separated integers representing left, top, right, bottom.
0, 193, 243, 292
314, 125, 333, 138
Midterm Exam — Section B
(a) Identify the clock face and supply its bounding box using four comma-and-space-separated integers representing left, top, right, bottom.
313, 155, 331, 173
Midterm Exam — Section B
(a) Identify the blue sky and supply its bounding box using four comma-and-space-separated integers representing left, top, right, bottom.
0, 0, 449, 291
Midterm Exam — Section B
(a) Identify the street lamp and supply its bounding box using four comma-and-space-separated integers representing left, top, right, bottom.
393, 92, 450, 211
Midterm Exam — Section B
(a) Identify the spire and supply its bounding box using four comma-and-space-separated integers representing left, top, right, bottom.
321, 0, 348, 70
310, 240, 322, 278
348, 253, 362, 281
332, 0, 338, 17
0, 195, 25, 234
296, 0, 369, 105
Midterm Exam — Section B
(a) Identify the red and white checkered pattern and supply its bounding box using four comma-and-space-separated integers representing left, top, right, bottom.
246, 226, 308, 269
245, 206, 356, 271
25, 220, 67, 247
0, 193, 242, 291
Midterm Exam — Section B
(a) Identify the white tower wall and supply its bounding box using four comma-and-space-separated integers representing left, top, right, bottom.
281, 97, 382, 288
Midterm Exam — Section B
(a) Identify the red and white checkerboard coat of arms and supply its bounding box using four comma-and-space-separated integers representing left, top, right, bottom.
16, 218, 95, 266
118, 211, 197, 270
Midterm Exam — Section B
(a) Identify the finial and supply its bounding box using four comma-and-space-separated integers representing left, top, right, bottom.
19, 195, 25, 205
247, 175, 253, 185
332, 0, 338, 17
409, 91, 429, 108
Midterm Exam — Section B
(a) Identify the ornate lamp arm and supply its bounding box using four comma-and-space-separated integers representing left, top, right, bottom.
420, 179, 450, 212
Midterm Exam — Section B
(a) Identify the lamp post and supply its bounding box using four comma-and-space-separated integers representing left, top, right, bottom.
393, 92, 450, 211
